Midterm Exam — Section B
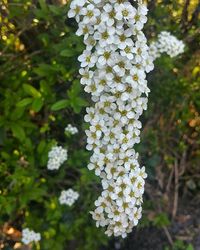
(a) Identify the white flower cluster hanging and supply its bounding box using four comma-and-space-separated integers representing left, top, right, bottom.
47, 145, 68, 170
59, 188, 79, 206
149, 31, 185, 61
68, 0, 154, 238
22, 228, 41, 245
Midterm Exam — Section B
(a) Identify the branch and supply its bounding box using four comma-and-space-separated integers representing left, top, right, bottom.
188, 0, 200, 29
172, 160, 179, 219
181, 0, 190, 33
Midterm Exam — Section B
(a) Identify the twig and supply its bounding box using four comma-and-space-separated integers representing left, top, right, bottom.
166, 167, 174, 194
172, 160, 179, 218
187, 0, 200, 30
179, 150, 187, 176
162, 226, 174, 246
181, 0, 190, 32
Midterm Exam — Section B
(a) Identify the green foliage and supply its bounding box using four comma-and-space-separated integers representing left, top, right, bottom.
0, 0, 105, 249
152, 213, 170, 227
164, 240, 194, 250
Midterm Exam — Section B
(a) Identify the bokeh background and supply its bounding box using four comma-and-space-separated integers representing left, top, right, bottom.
0, 0, 200, 249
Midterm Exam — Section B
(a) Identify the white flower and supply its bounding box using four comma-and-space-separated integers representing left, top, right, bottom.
115, 3, 136, 21
126, 66, 145, 87
120, 45, 134, 59
134, 4, 148, 30
47, 146, 68, 170
65, 124, 78, 135
94, 25, 115, 47
97, 46, 116, 66
101, 4, 116, 26
78, 50, 97, 68
68, 0, 85, 21
85, 36, 97, 50
115, 29, 133, 50
82, 4, 101, 24
59, 189, 79, 206
76, 23, 94, 39
149, 31, 185, 61
22, 228, 41, 245
68, 0, 153, 238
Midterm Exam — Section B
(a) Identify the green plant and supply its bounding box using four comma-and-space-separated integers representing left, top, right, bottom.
164, 240, 194, 250
0, 0, 107, 249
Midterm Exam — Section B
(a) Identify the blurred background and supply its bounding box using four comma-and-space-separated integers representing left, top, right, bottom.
0, 0, 200, 249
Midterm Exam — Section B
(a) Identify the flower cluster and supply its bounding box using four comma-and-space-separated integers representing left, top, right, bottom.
47, 146, 68, 170
59, 188, 79, 206
65, 124, 78, 135
69, 0, 153, 237
21, 228, 41, 245
149, 31, 185, 61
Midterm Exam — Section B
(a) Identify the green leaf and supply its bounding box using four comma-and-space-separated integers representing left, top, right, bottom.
10, 107, 25, 121
40, 80, 51, 96
49, 5, 62, 15
71, 97, 88, 113
51, 100, 69, 111
10, 123, 26, 141
60, 49, 76, 57
39, 0, 48, 11
16, 98, 33, 107
23, 84, 41, 98
67, 80, 88, 113
34, 64, 58, 77
37, 140, 46, 154
32, 98, 44, 112
153, 213, 170, 227
186, 244, 194, 250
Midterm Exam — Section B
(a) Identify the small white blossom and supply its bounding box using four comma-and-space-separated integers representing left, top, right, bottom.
59, 189, 79, 206
22, 228, 41, 245
149, 31, 185, 61
47, 146, 68, 170
65, 124, 78, 135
